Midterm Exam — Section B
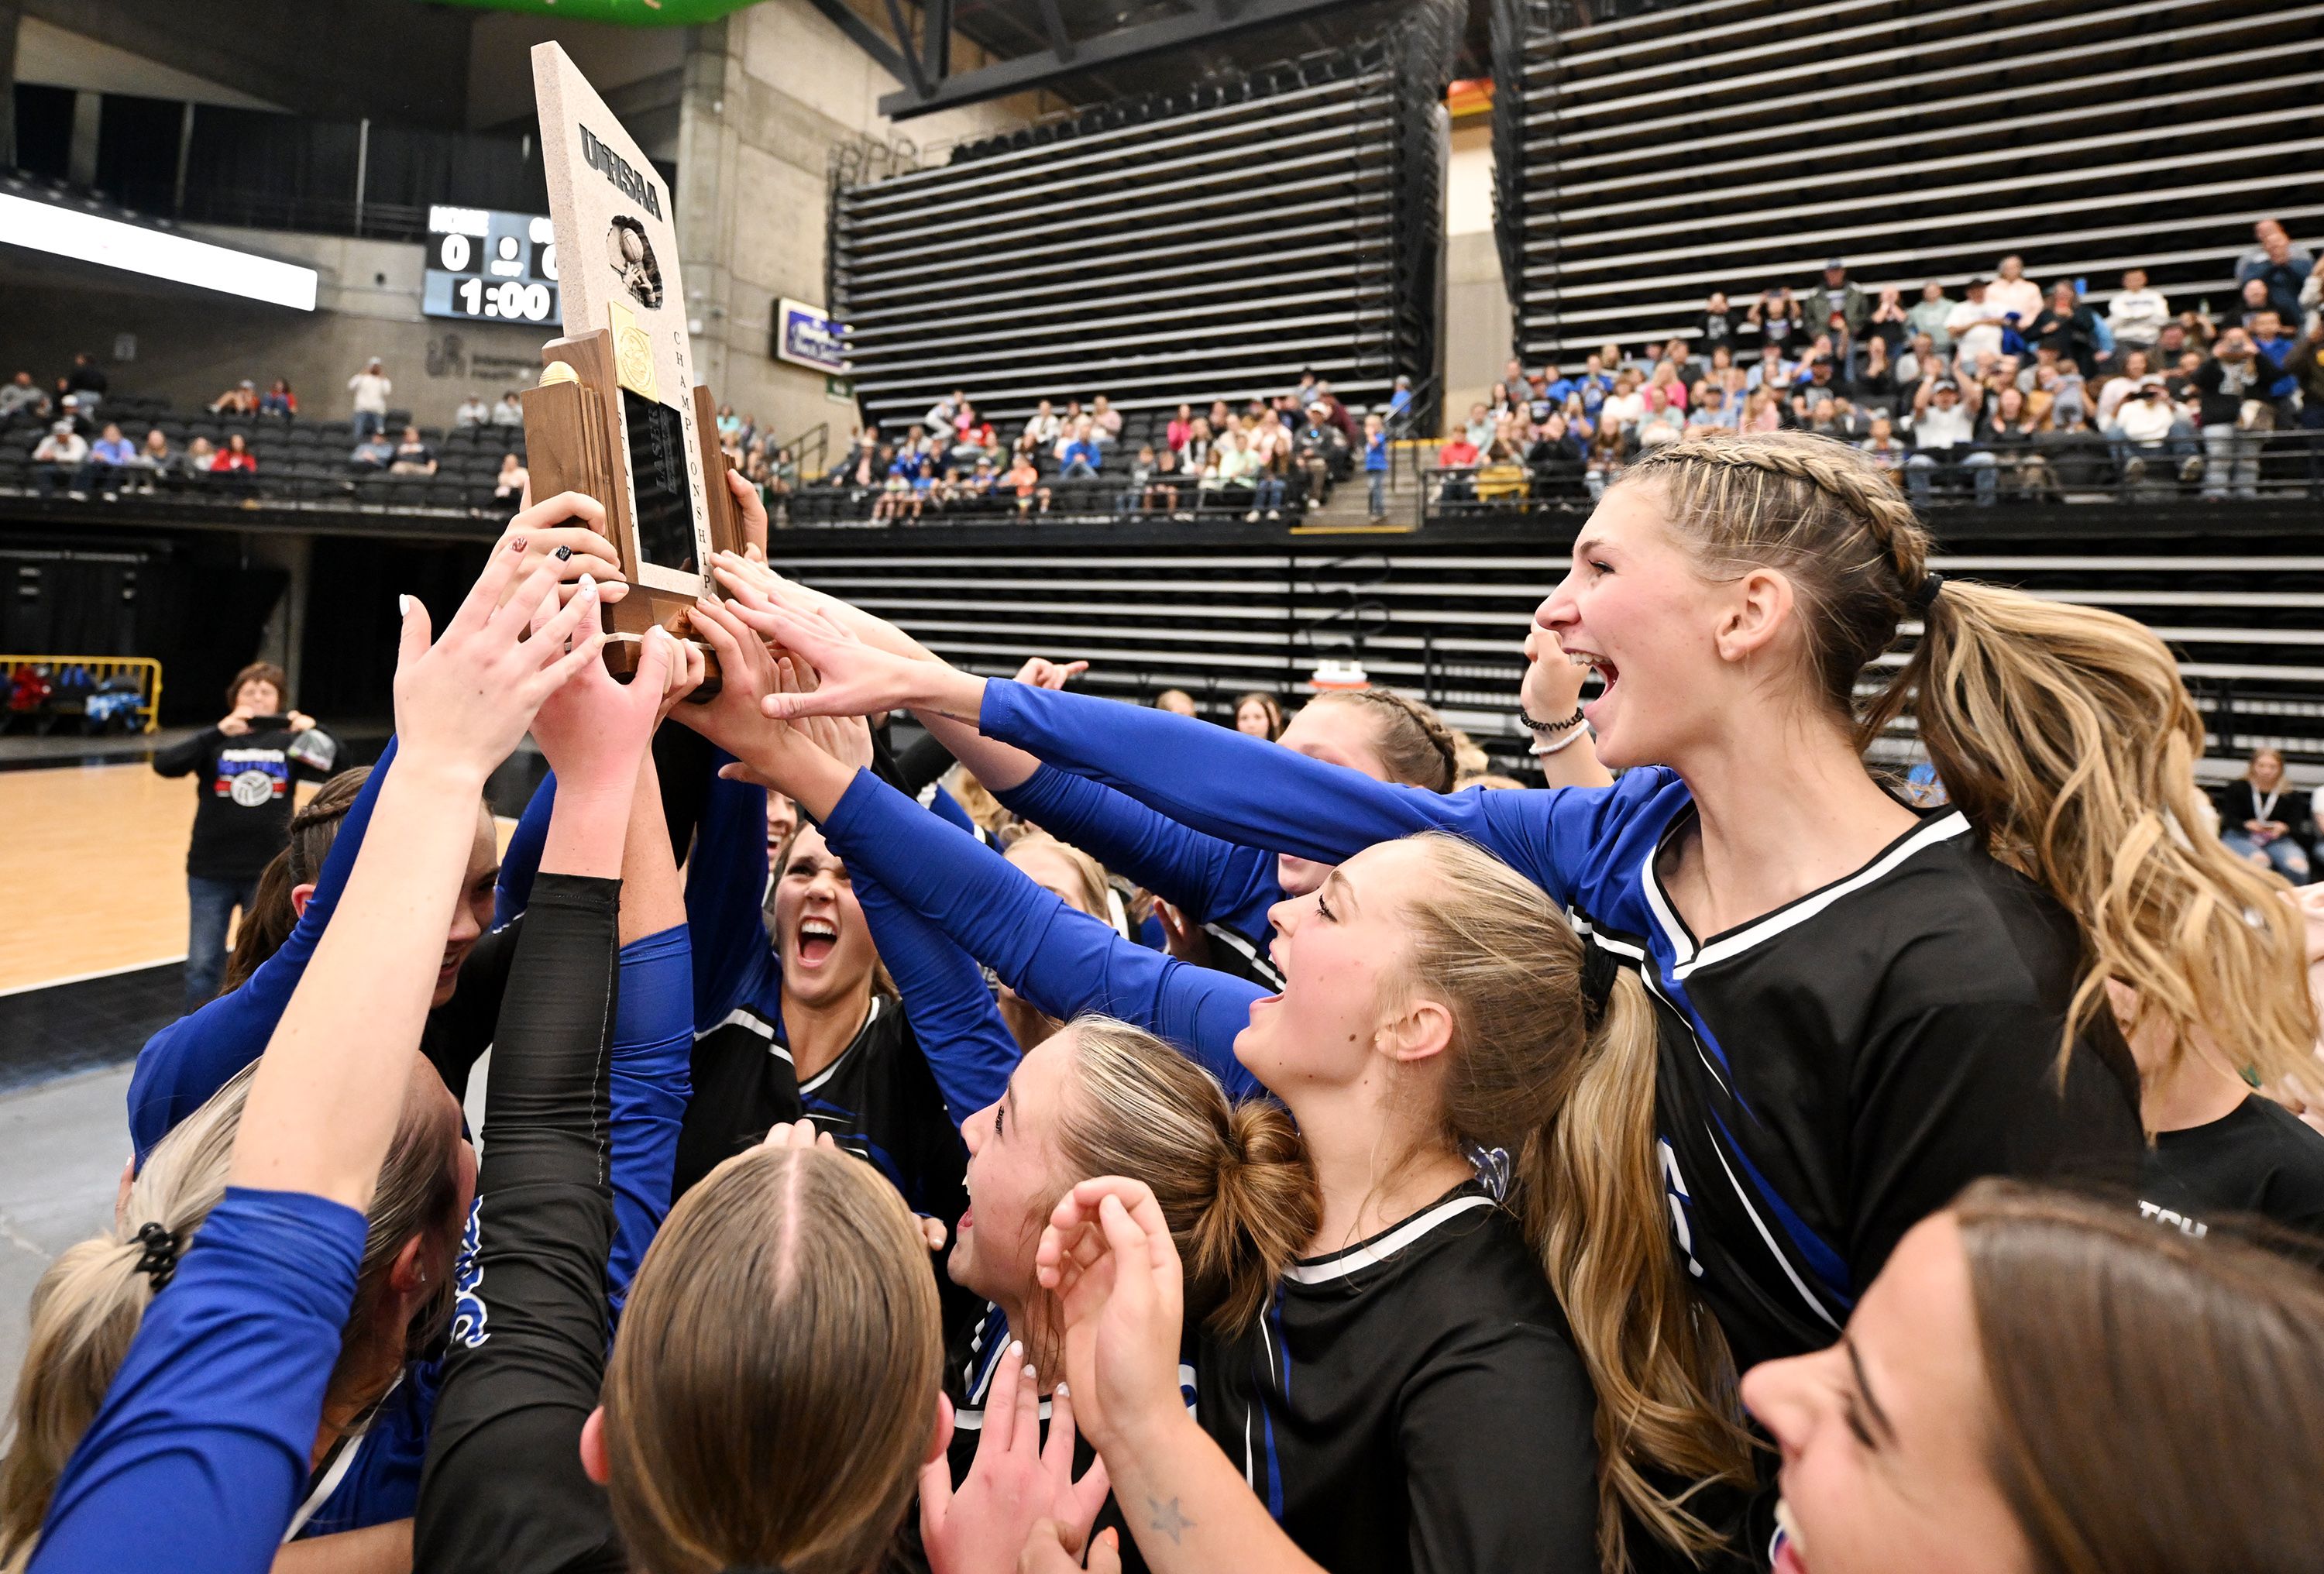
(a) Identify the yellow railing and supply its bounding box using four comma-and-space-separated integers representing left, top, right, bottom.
2, 656, 163, 734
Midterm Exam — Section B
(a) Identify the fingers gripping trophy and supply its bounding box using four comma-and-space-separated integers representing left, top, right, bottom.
523, 43, 744, 693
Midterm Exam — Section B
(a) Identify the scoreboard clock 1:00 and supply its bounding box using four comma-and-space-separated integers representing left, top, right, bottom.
421, 205, 562, 325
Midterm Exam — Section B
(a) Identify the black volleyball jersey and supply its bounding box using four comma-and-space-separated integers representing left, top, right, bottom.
975, 689, 2147, 1380
673, 994, 968, 1222
1194, 1184, 1599, 1574
2141, 1094, 2324, 1239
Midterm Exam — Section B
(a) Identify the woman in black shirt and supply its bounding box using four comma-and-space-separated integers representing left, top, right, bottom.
153, 659, 336, 1007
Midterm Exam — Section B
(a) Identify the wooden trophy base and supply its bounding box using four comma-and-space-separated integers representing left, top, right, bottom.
520, 328, 745, 699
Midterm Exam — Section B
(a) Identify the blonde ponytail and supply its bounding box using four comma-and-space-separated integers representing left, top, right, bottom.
1871, 582, 2315, 1090
1624, 430, 2315, 1093
0, 1064, 255, 1572
1051, 1016, 1316, 1338
0, 1056, 462, 1572
1397, 833, 1750, 1570
1531, 970, 1753, 1570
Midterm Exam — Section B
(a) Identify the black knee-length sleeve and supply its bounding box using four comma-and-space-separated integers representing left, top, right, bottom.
414, 872, 626, 1574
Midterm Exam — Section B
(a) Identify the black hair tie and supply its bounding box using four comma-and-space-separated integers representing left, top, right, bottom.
1910, 571, 1946, 613
132, 1222, 182, 1291
1579, 941, 1623, 1029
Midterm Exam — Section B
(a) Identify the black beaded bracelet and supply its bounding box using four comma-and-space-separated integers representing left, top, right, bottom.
1521, 705, 1587, 734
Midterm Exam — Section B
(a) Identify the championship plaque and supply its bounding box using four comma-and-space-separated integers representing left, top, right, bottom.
523, 42, 741, 686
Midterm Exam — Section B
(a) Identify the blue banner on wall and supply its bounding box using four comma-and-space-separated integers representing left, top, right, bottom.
774, 297, 849, 373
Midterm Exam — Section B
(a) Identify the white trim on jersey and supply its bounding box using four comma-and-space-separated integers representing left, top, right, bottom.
1281, 1194, 1496, 1284
281, 1372, 401, 1541
1203, 920, 1286, 989
798, 994, 887, 1095
1703, 1127, 1841, 1330
1666, 813, 1972, 981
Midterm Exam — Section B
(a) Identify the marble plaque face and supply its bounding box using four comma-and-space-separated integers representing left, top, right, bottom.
532, 43, 712, 596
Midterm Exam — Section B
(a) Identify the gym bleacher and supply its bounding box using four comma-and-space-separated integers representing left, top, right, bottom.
0, 395, 527, 531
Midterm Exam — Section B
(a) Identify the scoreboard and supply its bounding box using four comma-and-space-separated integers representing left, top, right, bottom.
421, 205, 560, 324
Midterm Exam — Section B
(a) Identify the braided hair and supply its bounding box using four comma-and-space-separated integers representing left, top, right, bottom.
1311, 686, 1461, 792
1615, 429, 2315, 1096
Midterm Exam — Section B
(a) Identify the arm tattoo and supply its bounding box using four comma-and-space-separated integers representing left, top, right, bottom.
1147, 1495, 1195, 1543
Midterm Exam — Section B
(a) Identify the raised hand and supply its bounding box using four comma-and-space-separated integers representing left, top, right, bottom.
921, 1339, 1111, 1574
777, 652, 875, 772
527, 584, 684, 795
392, 537, 605, 789
1013, 656, 1089, 691
680, 598, 856, 818
1520, 623, 1587, 723
1034, 1178, 1188, 1457
724, 598, 985, 726
497, 490, 629, 606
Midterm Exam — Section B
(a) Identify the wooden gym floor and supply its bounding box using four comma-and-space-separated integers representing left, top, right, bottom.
0, 762, 205, 994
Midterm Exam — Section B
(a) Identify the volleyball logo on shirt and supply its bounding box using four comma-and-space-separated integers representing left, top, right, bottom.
450, 1198, 490, 1348
214, 747, 290, 808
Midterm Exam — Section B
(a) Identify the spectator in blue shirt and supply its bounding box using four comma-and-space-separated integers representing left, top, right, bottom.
2248, 309, 2302, 407
1057, 421, 1101, 479
78, 422, 136, 497
2239, 220, 2313, 321
1362, 412, 1389, 519
1386, 375, 1413, 419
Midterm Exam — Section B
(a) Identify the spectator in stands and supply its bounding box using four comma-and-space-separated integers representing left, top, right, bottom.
211, 432, 258, 499
60, 352, 107, 407
923, 390, 961, 435
1117, 445, 1158, 518
2248, 309, 2302, 415
2151, 319, 2199, 371
2037, 397, 2111, 489
183, 436, 217, 474
209, 380, 258, 416
1056, 419, 1101, 479
454, 392, 489, 428
1360, 412, 1390, 518
1250, 441, 1289, 521
1154, 689, 1198, 717
1896, 332, 1940, 387
2235, 277, 2274, 330
128, 428, 174, 493
1143, 446, 1183, 517
2192, 327, 2284, 498
346, 357, 391, 440
1977, 386, 2050, 502
2240, 220, 2313, 320
1598, 370, 1645, 439
1815, 258, 1869, 343
1387, 374, 1415, 420
388, 426, 438, 476
1906, 280, 1954, 353
493, 453, 528, 505
1089, 394, 1122, 444
1636, 387, 1686, 449
1736, 387, 1783, 435
1699, 290, 1738, 356
1852, 336, 1899, 413
1249, 407, 1293, 470
716, 404, 741, 443
1986, 255, 2044, 325
1686, 383, 1735, 431
1206, 429, 1260, 514
1644, 359, 1690, 414
1023, 397, 1061, 450
1858, 414, 1908, 470
1004, 450, 1050, 514
33, 419, 89, 498
492, 390, 524, 427
1165, 402, 1194, 454
349, 429, 394, 472
1463, 400, 1494, 450
1789, 356, 1844, 411
2219, 747, 2312, 882
1864, 285, 1910, 359
1745, 285, 1803, 355
1, 369, 49, 424
1946, 280, 2006, 373
2113, 379, 2185, 482
1434, 424, 1480, 502
1295, 403, 1345, 499
1312, 384, 1359, 443
1905, 377, 1988, 497
1582, 420, 1628, 499
76, 421, 136, 500
1745, 342, 1794, 391
2107, 268, 2170, 356
2028, 280, 2107, 376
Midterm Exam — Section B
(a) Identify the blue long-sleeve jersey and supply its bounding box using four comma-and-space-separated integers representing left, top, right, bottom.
995, 763, 1284, 988
971, 680, 2142, 1374
818, 765, 1267, 1102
